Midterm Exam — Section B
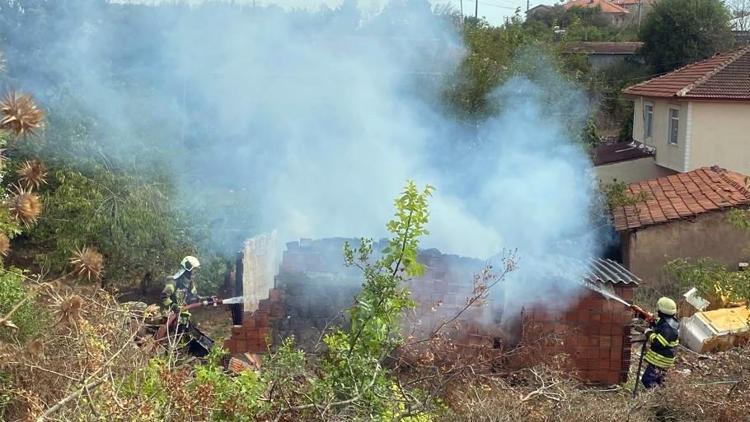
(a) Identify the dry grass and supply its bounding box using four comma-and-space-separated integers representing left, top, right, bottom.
438, 344, 750, 421
0, 284, 148, 420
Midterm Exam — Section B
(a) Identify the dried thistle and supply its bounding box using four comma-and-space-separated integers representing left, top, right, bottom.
0, 233, 9, 257
54, 294, 83, 325
9, 185, 42, 226
26, 338, 44, 357
16, 159, 47, 190
70, 247, 104, 282
0, 92, 44, 137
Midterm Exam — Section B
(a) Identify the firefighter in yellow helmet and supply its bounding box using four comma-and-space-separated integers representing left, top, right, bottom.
641, 297, 679, 388
161, 256, 202, 314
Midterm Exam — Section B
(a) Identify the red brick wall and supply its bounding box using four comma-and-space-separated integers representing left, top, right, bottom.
524, 285, 634, 385
224, 288, 285, 354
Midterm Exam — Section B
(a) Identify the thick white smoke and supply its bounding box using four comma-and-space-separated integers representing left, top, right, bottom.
7, 0, 601, 310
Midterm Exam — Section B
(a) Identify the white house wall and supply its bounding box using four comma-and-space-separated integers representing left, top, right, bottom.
595, 156, 675, 184
689, 101, 750, 175
632, 97, 689, 172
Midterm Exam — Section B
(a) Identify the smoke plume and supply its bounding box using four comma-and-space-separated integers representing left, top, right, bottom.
1, 0, 601, 311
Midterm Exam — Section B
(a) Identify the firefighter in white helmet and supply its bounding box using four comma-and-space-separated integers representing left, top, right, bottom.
641, 297, 679, 388
161, 256, 202, 314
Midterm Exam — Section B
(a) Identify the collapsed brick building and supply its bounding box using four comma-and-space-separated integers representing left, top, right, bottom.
225, 236, 639, 386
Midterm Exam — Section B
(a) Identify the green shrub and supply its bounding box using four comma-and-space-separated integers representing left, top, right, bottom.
0, 266, 46, 343
192, 348, 269, 420
665, 258, 750, 305
599, 180, 649, 209
28, 165, 194, 289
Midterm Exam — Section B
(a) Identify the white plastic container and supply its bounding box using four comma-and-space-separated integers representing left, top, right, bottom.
679, 306, 750, 353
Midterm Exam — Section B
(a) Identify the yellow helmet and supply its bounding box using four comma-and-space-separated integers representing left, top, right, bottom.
181, 256, 201, 272
657, 297, 677, 316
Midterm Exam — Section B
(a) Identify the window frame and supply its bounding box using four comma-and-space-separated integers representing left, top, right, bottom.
644, 102, 654, 139
668, 107, 679, 145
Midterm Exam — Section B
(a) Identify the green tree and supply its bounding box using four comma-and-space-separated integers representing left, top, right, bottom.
26, 165, 195, 291
640, 0, 734, 72
317, 181, 435, 417
443, 15, 590, 121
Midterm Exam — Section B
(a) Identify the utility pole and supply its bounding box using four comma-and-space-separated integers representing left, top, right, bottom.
460, 0, 464, 22
637, 0, 642, 29
475, 0, 478, 19
527, 0, 530, 13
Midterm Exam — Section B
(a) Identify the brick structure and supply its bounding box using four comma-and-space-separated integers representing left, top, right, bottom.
612, 167, 750, 284
224, 288, 285, 354
224, 233, 281, 354
524, 279, 636, 385
272, 239, 486, 351
225, 236, 639, 386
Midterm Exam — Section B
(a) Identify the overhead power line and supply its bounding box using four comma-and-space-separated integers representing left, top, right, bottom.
478, 1, 518, 10
480, 0, 523, 6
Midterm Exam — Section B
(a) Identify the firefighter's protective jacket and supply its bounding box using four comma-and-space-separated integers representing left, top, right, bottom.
161, 272, 199, 311
645, 315, 679, 369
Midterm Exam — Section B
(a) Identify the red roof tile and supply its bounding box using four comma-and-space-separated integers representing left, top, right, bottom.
623, 46, 750, 100
612, 166, 750, 231
564, 0, 629, 14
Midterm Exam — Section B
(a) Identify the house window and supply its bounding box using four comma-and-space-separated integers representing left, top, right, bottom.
668, 108, 679, 145
644, 103, 653, 138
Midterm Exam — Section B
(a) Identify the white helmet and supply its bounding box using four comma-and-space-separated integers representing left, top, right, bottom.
181, 256, 200, 272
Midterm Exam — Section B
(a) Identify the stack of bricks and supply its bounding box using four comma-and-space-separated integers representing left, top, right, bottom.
403, 249, 486, 339
524, 284, 635, 385
271, 240, 488, 351
450, 321, 507, 365
224, 288, 285, 354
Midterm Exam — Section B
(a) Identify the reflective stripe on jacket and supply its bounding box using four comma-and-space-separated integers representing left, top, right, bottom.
645, 316, 679, 369
160, 273, 198, 310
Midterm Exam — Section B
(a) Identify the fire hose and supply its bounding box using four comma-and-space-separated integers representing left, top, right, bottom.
155, 296, 244, 341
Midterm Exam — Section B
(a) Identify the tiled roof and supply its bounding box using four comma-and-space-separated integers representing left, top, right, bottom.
591, 140, 653, 166
612, 166, 750, 231
564, 0, 629, 14
564, 41, 643, 55
623, 46, 750, 100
